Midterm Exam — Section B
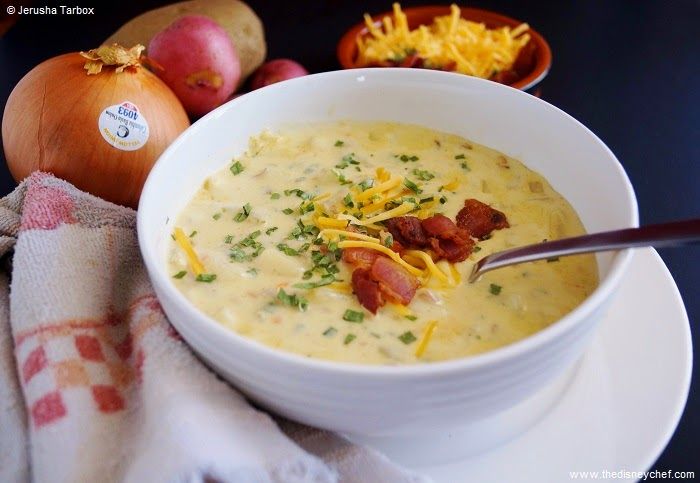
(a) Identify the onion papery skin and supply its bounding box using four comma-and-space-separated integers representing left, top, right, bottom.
2, 52, 190, 208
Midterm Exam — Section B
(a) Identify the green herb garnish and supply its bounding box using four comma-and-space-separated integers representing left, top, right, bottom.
224, 235, 234, 244
343, 309, 365, 323
293, 274, 336, 289
455, 154, 466, 160
332, 169, 352, 185
196, 273, 217, 283
398, 154, 419, 162
344, 333, 357, 345
212, 213, 222, 220
546, 257, 560, 263
234, 203, 251, 222
173, 270, 187, 279
277, 243, 300, 256
405, 315, 418, 321
383, 234, 394, 248
336, 153, 360, 169
419, 196, 434, 204
412, 169, 435, 181
189, 230, 197, 238
246, 268, 258, 276
282, 208, 294, 215
277, 288, 308, 311
398, 331, 417, 344
266, 227, 278, 235
489, 283, 502, 295
439, 195, 447, 204
358, 179, 374, 191
230, 160, 245, 175
403, 178, 422, 194
335, 140, 344, 147
323, 327, 338, 337
343, 193, 354, 208
270, 192, 281, 200
460, 162, 471, 171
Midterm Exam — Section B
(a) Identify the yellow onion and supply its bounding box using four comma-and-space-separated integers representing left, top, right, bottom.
2, 44, 190, 207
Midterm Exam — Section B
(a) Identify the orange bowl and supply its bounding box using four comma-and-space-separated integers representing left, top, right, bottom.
337, 5, 552, 91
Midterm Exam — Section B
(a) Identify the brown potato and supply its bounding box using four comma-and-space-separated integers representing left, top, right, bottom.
104, 0, 266, 82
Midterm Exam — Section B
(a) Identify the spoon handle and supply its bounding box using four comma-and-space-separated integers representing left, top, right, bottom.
469, 218, 700, 282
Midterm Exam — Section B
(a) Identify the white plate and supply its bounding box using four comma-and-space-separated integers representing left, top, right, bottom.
411, 248, 692, 482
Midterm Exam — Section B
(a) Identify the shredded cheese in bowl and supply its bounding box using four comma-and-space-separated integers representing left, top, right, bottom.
356, 3, 531, 80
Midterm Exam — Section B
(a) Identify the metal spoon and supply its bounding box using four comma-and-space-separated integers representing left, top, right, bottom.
469, 218, 700, 282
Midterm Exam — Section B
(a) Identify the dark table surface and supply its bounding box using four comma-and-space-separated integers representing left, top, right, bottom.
1, 0, 698, 478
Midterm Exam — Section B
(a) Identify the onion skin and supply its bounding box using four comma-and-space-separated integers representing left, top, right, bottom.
2, 52, 189, 207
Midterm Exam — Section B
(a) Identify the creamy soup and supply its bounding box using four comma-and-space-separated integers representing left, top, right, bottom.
168, 121, 598, 365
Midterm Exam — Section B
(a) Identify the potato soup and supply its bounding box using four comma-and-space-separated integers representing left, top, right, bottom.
167, 121, 598, 364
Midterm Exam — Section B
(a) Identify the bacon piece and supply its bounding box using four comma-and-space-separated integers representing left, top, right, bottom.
370, 257, 419, 305
385, 216, 428, 248
456, 199, 509, 240
351, 268, 384, 314
421, 214, 474, 262
342, 247, 381, 270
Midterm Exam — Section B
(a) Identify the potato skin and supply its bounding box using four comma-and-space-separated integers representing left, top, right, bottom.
104, 0, 266, 83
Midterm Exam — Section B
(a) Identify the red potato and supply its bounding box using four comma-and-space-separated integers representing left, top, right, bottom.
149, 15, 241, 117
250, 59, 308, 90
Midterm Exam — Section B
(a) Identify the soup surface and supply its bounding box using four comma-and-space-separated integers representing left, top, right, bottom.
168, 121, 598, 364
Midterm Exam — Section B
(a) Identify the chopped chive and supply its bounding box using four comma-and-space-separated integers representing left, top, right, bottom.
398, 331, 417, 344
335, 140, 344, 147
189, 230, 197, 238
439, 195, 448, 204
323, 326, 338, 337
276, 288, 308, 311
282, 208, 294, 215
246, 267, 258, 276
299, 202, 315, 215
293, 274, 336, 289
489, 283, 502, 295
230, 160, 245, 175
332, 168, 352, 185
343, 194, 354, 208
455, 154, 466, 160
344, 333, 357, 345
277, 243, 300, 256
398, 154, 419, 162
335, 153, 359, 169
412, 168, 435, 181
265, 227, 278, 235
234, 203, 251, 222
383, 234, 394, 248
473, 246, 482, 252
196, 273, 217, 283
460, 162, 471, 171
173, 270, 187, 279
403, 178, 422, 194
343, 309, 365, 323
358, 179, 374, 191
212, 212, 222, 220
405, 315, 418, 321
547, 257, 560, 262
419, 196, 434, 204
224, 234, 234, 244
270, 192, 281, 200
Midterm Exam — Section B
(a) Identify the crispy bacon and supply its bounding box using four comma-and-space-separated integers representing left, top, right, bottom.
351, 268, 384, 314
421, 214, 474, 262
456, 199, 510, 240
342, 247, 381, 270
385, 216, 429, 248
370, 257, 419, 305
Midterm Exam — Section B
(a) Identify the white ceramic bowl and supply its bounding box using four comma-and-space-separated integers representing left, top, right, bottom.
138, 69, 637, 447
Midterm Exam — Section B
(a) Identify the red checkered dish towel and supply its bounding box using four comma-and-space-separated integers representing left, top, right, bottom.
0, 173, 428, 483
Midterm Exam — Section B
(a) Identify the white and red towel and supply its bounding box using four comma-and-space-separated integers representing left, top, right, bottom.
0, 172, 428, 483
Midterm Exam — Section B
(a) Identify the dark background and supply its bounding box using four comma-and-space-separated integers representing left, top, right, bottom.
1, 0, 698, 477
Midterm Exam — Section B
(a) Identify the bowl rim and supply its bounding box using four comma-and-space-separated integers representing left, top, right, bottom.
138, 68, 638, 378
336, 4, 553, 92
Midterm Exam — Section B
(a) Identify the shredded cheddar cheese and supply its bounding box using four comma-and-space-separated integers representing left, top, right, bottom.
355, 176, 403, 202
357, 202, 416, 225
320, 229, 378, 243
415, 320, 439, 357
357, 3, 530, 79
405, 250, 451, 285
316, 216, 349, 229
173, 227, 204, 276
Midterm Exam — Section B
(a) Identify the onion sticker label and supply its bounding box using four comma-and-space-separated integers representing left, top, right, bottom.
98, 101, 150, 151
